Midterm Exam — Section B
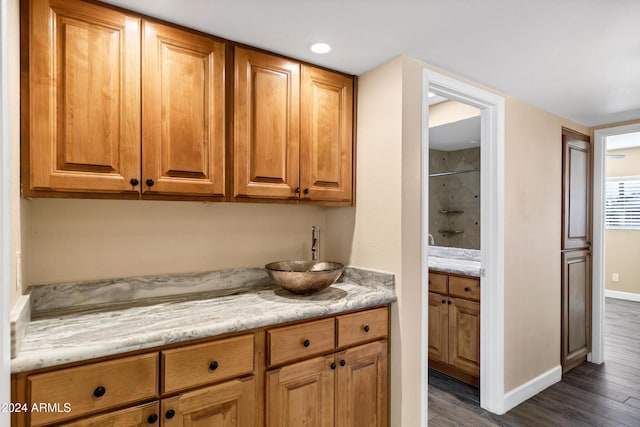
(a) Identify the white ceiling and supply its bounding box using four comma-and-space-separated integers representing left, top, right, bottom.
429, 117, 481, 151
104, 0, 640, 126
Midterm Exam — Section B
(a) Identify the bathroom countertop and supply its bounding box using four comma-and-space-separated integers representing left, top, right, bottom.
427, 246, 481, 277
11, 267, 396, 373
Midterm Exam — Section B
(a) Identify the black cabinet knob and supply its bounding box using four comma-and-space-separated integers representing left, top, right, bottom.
146, 178, 155, 187
147, 413, 158, 424
441, 299, 446, 304
330, 362, 337, 370
93, 386, 106, 398
209, 361, 219, 371
165, 409, 175, 420
340, 359, 346, 367
303, 188, 310, 195
447, 300, 452, 305
464, 287, 470, 292
303, 339, 310, 347
363, 325, 370, 332
295, 187, 300, 194
130, 178, 139, 186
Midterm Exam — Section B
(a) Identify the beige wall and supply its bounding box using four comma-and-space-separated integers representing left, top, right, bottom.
27, 199, 328, 285
428, 99, 480, 128
503, 97, 589, 391
605, 147, 640, 295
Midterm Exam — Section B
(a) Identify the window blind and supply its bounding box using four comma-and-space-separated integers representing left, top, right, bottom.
605, 176, 640, 229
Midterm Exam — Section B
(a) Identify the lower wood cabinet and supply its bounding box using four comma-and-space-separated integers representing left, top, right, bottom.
428, 271, 480, 387
12, 306, 390, 427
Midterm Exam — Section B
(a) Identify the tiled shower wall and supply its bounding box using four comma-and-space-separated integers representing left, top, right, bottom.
429, 147, 480, 249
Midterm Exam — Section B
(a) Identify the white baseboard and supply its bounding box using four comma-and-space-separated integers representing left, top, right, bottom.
605, 289, 640, 302
502, 365, 562, 413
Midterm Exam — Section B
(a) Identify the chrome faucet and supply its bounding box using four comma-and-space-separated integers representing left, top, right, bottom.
427, 234, 435, 246
311, 225, 320, 261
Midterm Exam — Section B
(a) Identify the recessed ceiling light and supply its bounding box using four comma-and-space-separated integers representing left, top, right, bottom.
310, 43, 331, 54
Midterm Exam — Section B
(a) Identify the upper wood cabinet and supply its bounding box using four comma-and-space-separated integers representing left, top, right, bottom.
300, 65, 353, 203
22, 0, 354, 205
233, 47, 300, 200
23, 0, 141, 195
142, 21, 226, 198
234, 47, 354, 204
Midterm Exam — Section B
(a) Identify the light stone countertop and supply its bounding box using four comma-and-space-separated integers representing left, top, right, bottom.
11, 267, 396, 373
427, 246, 481, 277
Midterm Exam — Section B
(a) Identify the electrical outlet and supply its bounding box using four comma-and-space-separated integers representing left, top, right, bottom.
612, 273, 619, 282
16, 251, 22, 291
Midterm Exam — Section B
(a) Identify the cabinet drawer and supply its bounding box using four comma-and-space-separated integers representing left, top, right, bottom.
268, 318, 335, 366
449, 276, 480, 301
428, 272, 448, 294
337, 307, 389, 348
162, 334, 254, 394
28, 353, 158, 426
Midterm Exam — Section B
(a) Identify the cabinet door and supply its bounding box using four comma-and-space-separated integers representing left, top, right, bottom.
234, 48, 300, 199
266, 354, 334, 427
335, 340, 388, 427
26, 0, 141, 194
428, 292, 448, 364
162, 377, 254, 427
142, 21, 226, 197
448, 298, 480, 377
561, 249, 592, 373
300, 65, 353, 203
59, 402, 159, 426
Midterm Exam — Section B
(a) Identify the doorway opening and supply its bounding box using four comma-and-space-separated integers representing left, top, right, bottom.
592, 124, 640, 365
420, 69, 505, 417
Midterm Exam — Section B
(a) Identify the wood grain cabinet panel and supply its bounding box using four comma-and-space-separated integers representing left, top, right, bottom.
24, 0, 141, 195
162, 334, 254, 394
428, 292, 448, 364
162, 377, 255, 427
59, 402, 159, 427
300, 65, 353, 203
335, 340, 388, 427
142, 21, 226, 197
266, 355, 335, 427
234, 47, 300, 200
336, 306, 388, 348
27, 353, 158, 426
448, 298, 480, 377
428, 270, 480, 386
268, 318, 335, 366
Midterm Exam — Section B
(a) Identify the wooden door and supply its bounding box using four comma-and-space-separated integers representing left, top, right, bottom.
25, 0, 141, 195
162, 377, 254, 427
59, 402, 159, 426
266, 355, 334, 427
335, 340, 388, 427
300, 65, 353, 203
428, 292, 449, 363
234, 48, 300, 200
142, 21, 226, 197
448, 298, 480, 377
562, 128, 592, 250
561, 127, 592, 373
561, 249, 592, 373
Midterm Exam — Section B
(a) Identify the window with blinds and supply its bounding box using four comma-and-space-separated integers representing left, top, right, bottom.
605, 176, 640, 229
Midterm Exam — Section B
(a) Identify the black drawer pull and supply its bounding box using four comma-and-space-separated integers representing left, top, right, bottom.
147, 413, 158, 424
165, 409, 175, 419
93, 386, 106, 398
330, 362, 337, 370
146, 178, 155, 187
130, 178, 139, 186
209, 361, 219, 371
303, 339, 310, 347
363, 325, 370, 332
464, 287, 470, 292
447, 300, 452, 305
340, 359, 346, 367
441, 299, 446, 304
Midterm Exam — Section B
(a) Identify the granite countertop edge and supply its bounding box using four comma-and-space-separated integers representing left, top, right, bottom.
11, 268, 396, 374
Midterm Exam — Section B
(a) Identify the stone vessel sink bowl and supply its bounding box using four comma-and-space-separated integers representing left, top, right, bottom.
265, 261, 345, 295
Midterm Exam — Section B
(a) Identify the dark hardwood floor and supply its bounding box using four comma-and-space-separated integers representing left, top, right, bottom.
428, 298, 640, 426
